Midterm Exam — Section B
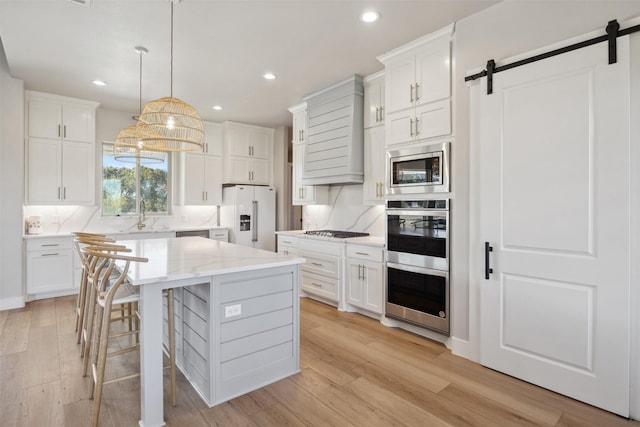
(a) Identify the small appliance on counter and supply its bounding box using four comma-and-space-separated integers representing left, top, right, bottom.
26, 216, 43, 235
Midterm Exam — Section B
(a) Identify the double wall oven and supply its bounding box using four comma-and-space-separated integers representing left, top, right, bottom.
386, 199, 450, 335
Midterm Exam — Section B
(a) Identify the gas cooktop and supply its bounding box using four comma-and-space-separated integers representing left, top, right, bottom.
304, 230, 370, 239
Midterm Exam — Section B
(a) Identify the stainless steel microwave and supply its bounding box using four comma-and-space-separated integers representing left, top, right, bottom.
387, 142, 450, 195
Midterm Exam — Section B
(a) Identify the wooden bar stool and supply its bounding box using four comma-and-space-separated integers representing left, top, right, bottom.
72, 232, 118, 345
82, 246, 177, 427
79, 241, 134, 371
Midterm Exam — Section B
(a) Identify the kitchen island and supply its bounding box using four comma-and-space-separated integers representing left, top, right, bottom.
114, 236, 304, 427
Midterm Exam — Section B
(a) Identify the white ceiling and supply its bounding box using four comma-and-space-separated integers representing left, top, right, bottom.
0, 0, 499, 128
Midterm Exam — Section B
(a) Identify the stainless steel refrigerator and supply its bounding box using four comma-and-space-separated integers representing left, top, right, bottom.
220, 185, 276, 251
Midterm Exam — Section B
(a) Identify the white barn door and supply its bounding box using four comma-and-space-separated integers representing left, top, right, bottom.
475, 37, 630, 416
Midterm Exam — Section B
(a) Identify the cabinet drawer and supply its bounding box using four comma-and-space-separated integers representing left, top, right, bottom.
301, 271, 338, 301
26, 237, 72, 251
299, 239, 341, 256
300, 251, 339, 279
346, 245, 383, 263
277, 235, 298, 248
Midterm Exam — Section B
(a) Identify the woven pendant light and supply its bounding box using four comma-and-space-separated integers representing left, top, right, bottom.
137, 0, 204, 152
114, 46, 166, 164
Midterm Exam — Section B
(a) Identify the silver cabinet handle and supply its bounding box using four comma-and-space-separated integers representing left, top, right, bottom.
41, 244, 60, 247
252, 200, 258, 242
310, 282, 322, 287
362, 265, 366, 280
58, 124, 61, 137
410, 84, 414, 103
311, 262, 322, 266
415, 83, 420, 102
415, 117, 420, 136
205, 191, 208, 201
355, 252, 369, 256
282, 240, 292, 244
410, 118, 414, 137
63, 125, 67, 138
63, 187, 66, 200
358, 264, 363, 279
41, 253, 59, 257
58, 187, 61, 200
380, 106, 384, 121
301, 129, 304, 141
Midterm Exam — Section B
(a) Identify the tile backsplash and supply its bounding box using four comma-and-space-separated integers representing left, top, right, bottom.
23, 204, 218, 235
302, 185, 384, 236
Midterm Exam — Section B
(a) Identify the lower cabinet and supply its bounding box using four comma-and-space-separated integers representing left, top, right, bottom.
25, 236, 75, 296
346, 244, 384, 314
277, 233, 384, 315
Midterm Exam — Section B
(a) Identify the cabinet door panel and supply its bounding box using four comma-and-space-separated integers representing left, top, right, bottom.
204, 122, 223, 156
250, 131, 272, 159
364, 78, 384, 128
226, 157, 251, 183
27, 138, 61, 203
184, 153, 205, 204
363, 261, 383, 314
225, 126, 251, 156
63, 104, 94, 143
347, 263, 363, 306
415, 39, 451, 105
415, 99, 451, 140
204, 156, 222, 205
363, 126, 385, 205
386, 57, 415, 113
26, 250, 74, 294
61, 141, 93, 204
250, 158, 271, 185
385, 109, 415, 146
28, 99, 61, 139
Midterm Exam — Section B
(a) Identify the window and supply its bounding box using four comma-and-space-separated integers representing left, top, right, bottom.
102, 143, 170, 216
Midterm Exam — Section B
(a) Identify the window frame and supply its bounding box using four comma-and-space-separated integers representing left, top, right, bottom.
101, 142, 172, 217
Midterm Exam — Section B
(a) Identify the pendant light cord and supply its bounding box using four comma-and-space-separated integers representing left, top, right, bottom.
139, 49, 143, 114
170, 0, 174, 99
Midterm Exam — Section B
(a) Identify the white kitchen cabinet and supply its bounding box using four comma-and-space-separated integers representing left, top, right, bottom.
277, 234, 298, 256
178, 121, 223, 205
298, 238, 341, 304
25, 91, 98, 205
209, 228, 229, 242
25, 236, 75, 296
378, 25, 452, 147
289, 103, 328, 206
27, 137, 94, 204
183, 153, 222, 205
223, 121, 273, 185
362, 125, 385, 205
364, 71, 385, 128
27, 91, 97, 143
346, 244, 383, 315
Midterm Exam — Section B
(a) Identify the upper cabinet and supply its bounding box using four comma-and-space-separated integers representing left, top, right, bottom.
302, 75, 364, 185
223, 121, 274, 185
25, 91, 99, 205
378, 24, 453, 146
289, 103, 328, 205
177, 121, 223, 206
363, 71, 385, 129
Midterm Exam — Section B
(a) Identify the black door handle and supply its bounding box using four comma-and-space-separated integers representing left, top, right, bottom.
485, 242, 493, 280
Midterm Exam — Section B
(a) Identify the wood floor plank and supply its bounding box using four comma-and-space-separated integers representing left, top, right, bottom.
23, 324, 60, 388
22, 381, 65, 427
230, 387, 279, 416
0, 310, 32, 356
29, 298, 58, 328
250, 402, 306, 426
54, 295, 77, 333
200, 401, 259, 427
291, 367, 405, 427
343, 376, 453, 427
264, 377, 356, 427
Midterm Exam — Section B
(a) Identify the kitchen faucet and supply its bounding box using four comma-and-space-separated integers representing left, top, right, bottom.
138, 200, 146, 230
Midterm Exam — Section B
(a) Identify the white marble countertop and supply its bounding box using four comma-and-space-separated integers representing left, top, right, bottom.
114, 236, 305, 285
275, 230, 385, 247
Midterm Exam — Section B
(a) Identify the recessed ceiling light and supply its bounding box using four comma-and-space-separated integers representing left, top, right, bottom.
213, 105, 222, 111
92, 80, 107, 86
263, 72, 276, 80
361, 11, 379, 23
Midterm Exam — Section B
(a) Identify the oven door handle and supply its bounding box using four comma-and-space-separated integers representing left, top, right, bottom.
387, 262, 448, 278
385, 209, 448, 217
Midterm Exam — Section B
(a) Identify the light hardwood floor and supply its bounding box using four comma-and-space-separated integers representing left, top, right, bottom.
0, 295, 637, 426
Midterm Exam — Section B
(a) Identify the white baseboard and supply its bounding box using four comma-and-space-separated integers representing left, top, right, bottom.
0, 296, 26, 311
450, 337, 472, 361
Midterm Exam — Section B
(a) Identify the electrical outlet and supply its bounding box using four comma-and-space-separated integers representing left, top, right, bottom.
224, 304, 241, 318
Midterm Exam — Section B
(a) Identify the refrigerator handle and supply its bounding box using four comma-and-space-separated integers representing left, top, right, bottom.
252, 200, 258, 242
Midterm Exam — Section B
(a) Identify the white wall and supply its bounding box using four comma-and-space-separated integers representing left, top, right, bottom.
272, 125, 290, 232
0, 38, 25, 309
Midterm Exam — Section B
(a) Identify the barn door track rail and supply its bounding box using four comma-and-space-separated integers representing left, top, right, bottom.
465, 19, 640, 94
